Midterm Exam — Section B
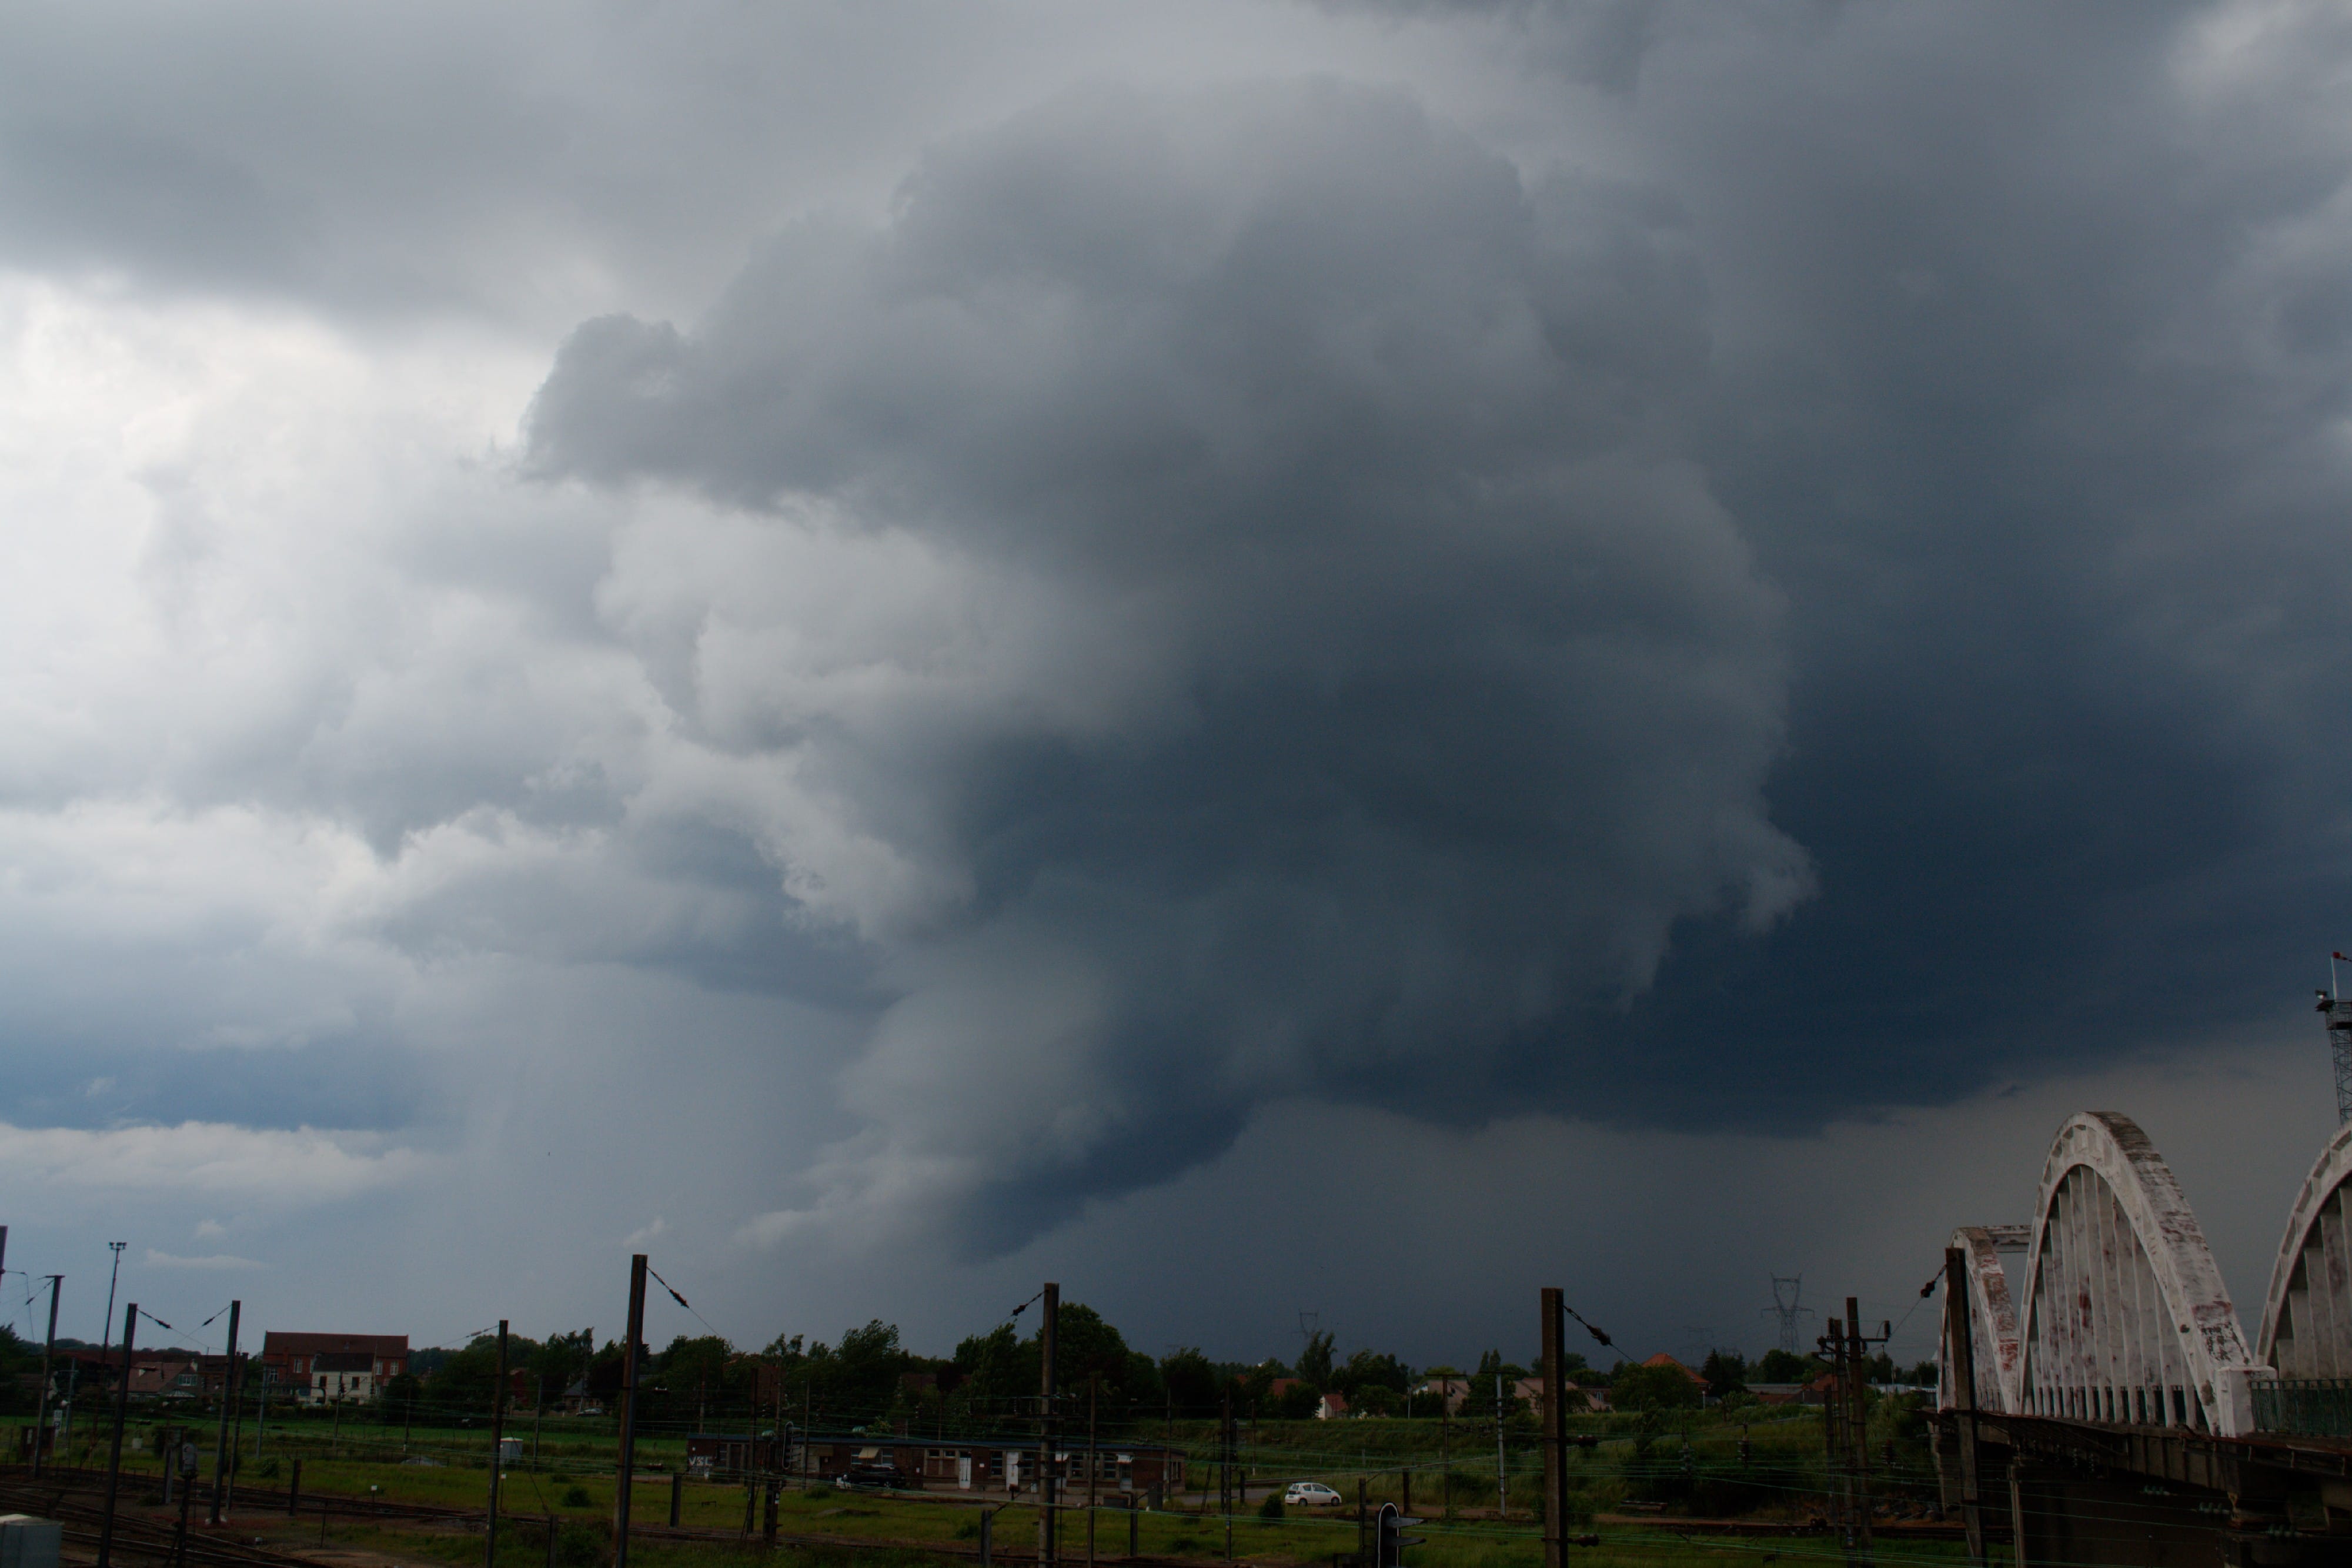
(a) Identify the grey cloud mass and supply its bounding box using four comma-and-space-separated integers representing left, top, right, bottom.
527, 80, 1810, 1246
8, 0, 2352, 1355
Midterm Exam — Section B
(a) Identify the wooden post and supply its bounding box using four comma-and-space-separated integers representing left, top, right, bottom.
32, 1275, 61, 1479
97, 1302, 137, 1568
1846, 1299, 1875, 1568
1541, 1288, 1566, 1568
1087, 1379, 1099, 1568
2007, 1460, 2032, 1568
210, 1302, 240, 1524
1943, 1248, 1986, 1568
1823, 1318, 1845, 1536
614, 1255, 648, 1568
669, 1472, 682, 1529
489, 1321, 510, 1568
1040, 1284, 1060, 1568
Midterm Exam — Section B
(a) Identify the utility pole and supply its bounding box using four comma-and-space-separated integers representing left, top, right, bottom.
98, 1301, 138, 1568
1494, 1373, 1506, 1519
1845, 1299, 1877, 1568
33, 1274, 61, 1477
1943, 1250, 1986, 1568
209, 1301, 240, 1524
1822, 1317, 1847, 1539
1087, 1378, 1099, 1568
489, 1320, 510, 1568
1541, 1289, 1567, 1568
1221, 1392, 1235, 1561
101, 1241, 126, 1362
615, 1257, 648, 1568
1038, 1283, 1060, 1568
227, 1355, 248, 1503
1441, 1385, 1452, 1520
1219, 1389, 1231, 1517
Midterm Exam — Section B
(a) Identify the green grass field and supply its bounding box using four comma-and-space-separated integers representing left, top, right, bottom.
4, 1402, 1972, 1568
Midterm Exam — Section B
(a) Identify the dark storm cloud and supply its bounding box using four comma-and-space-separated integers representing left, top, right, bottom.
529, 79, 1810, 1245
531, 0, 2352, 1250
16, 0, 2352, 1314
1555, 0, 2352, 1122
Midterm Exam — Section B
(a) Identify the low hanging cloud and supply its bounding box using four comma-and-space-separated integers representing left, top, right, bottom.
144, 1249, 266, 1271
0, 1121, 426, 1204
529, 79, 1810, 1249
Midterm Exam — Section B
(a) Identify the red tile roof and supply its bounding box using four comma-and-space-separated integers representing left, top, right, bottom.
262, 1332, 408, 1358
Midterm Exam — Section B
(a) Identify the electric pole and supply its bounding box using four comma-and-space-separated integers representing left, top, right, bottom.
489, 1320, 510, 1568
1763, 1276, 1814, 1356
1845, 1299, 1879, 1568
1820, 1299, 1887, 1568
615, 1257, 648, 1568
209, 1301, 240, 1524
101, 1241, 125, 1360
98, 1301, 137, 1568
1038, 1283, 1060, 1568
1541, 1289, 1567, 1568
33, 1274, 61, 1477
1494, 1373, 1506, 1519
1942, 1250, 1987, 1568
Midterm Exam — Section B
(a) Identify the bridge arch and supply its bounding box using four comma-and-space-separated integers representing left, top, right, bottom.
2258, 1119, 2352, 1378
2014, 1112, 2261, 1435
1940, 1224, 2023, 1412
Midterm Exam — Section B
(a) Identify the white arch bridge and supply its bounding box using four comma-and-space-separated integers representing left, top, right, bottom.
1933, 1112, 2352, 1566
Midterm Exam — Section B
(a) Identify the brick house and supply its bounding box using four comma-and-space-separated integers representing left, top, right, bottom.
260, 1332, 408, 1405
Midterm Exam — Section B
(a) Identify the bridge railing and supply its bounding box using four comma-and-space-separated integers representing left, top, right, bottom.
2250, 1377, 2352, 1437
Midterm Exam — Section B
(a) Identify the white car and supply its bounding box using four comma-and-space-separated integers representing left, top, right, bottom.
1284, 1482, 1344, 1507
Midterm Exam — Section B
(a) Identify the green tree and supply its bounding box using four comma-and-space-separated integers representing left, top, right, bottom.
426, 1332, 543, 1416
1297, 1330, 1334, 1388
1750, 1349, 1819, 1385
379, 1372, 422, 1427
1331, 1349, 1409, 1400
1160, 1348, 1218, 1417
531, 1330, 596, 1396
1465, 1351, 1527, 1421
1698, 1350, 1748, 1398
1609, 1363, 1700, 1413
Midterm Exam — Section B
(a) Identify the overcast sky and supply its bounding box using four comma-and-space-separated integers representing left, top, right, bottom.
6, 0, 2352, 1376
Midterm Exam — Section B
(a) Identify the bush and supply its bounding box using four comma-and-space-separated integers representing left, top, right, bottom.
1257, 1495, 1284, 1520
253, 1457, 280, 1480
951, 1520, 981, 1540
553, 1523, 603, 1568
805, 1485, 834, 1500
560, 1485, 593, 1508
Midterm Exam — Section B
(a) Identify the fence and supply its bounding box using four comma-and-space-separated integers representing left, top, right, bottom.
2251, 1379, 2352, 1437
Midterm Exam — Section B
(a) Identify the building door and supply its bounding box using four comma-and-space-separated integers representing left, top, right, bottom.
958, 1456, 971, 1490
